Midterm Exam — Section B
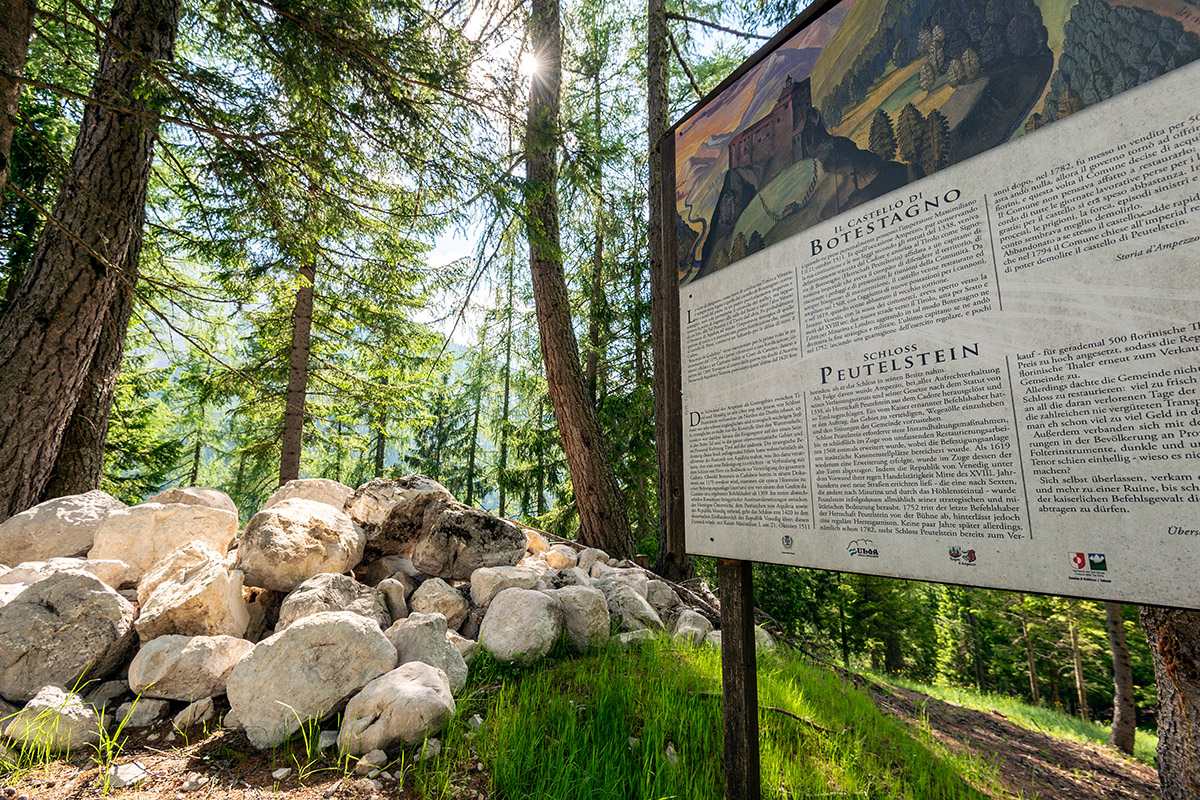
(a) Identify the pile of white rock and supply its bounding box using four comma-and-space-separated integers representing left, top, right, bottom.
0, 475, 761, 761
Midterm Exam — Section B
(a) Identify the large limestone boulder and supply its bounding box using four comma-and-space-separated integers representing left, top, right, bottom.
277, 573, 389, 632
544, 586, 609, 651
0, 557, 135, 607
146, 487, 238, 516
672, 610, 712, 647
384, 612, 468, 694
0, 572, 135, 702
226, 612, 396, 749
411, 501, 526, 581
377, 578, 409, 623
90, 503, 237, 577
576, 548, 609, 574
135, 543, 249, 642
408, 578, 468, 631
646, 580, 682, 614
2, 686, 101, 751
347, 476, 453, 551
337, 662, 455, 755
264, 479, 354, 512
235, 499, 366, 592
544, 545, 578, 570
469, 565, 539, 608
478, 588, 563, 664
0, 490, 125, 566
602, 580, 663, 634
128, 635, 253, 701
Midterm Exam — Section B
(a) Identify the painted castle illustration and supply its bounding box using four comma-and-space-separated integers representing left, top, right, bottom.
728, 75, 813, 172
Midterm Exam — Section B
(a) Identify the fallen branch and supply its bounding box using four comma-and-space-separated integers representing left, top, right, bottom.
694, 692, 831, 733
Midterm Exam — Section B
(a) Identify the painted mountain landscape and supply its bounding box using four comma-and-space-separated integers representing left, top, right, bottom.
675, 0, 1200, 284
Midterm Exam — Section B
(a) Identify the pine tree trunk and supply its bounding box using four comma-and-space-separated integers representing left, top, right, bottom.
499, 313, 511, 517
465, 383, 480, 506
967, 601, 986, 691
586, 68, 604, 403
1106, 602, 1136, 755
41, 256, 137, 499
1069, 614, 1090, 720
278, 261, 315, 486
647, 0, 693, 581
525, 0, 632, 558
374, 375, 387, 478
1021, 613, 1041, 704
0, 0, 181, 520
1139, 606, 1200, 798
0, 0, 35, 194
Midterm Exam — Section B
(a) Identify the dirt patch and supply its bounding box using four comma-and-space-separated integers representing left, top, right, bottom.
870, 681, 1160, 800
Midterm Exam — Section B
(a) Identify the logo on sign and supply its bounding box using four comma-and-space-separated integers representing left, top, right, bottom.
847, 539, 879, 558
1071, 552, 1087, 570
1068, 552, 1112, 584
1088, 553, 1107, 571
949, 547, 976, 565
782, 535, 794, 549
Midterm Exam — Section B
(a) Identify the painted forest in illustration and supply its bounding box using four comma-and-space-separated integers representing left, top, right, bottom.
674, 0, 1200, 283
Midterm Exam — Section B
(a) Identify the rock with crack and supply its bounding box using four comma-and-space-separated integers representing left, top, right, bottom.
128, 634, 253, 700
412, 501, 526, 581
173, 697, 215, 730
0, 571, 135, 702
384, 612, 467, 694
576, 548, 609, 575
276, 573, 390, 632
347, 476, 454, 553
134, 543, 249, 643
226, 611, 396, 748
408, 577, 468, 631
469, 565, 540, 608
337, 662, 455, 755
146, 487, 238, 516
89, 503, 237, 578
235, 499, 366, 592
0, 557, 136, 607
478, 588, 564, 664
0, 490, 125, 567
601, 580, 663, 634
263, 478, 354, 512
2, 686, 101, 751
543, 586, 609, 651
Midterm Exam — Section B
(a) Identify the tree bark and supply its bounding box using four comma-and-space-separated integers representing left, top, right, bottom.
1105, 602, 1136, 755
525, 0, 632, 558
0, 0, 35, 194
498, 299, 512, 517
1069, 613, 1090, 720
0, 0, 181, 520
1139, 605, 1200, 799
278, 261, 315, 486
373, 375, 388, 478
585, 67, 604, 403
647, 0, 693, 581
1021, 612, 1041, 704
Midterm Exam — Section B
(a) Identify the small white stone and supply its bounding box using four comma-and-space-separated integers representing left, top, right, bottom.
665, 743, 679, 765
466, 714, 483, 731
318, 730, 339, 750
181, 772, 208, 792
107, 761, 149, 789
417, 738, 441, 761
271, 767, 292, 780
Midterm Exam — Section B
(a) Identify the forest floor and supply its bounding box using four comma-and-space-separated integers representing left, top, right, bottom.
869, 680, 1161, 800
1, 643, 1161, 800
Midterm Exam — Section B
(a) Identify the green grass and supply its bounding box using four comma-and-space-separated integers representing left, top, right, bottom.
466, 636, 1012, 800
870, 672, 1158, 767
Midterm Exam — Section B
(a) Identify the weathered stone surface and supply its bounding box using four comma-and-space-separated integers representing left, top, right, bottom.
478, 588, 563, 664
146, 487, 238, 517
263, 478, 354, 512
411, 501, 526, 581
616, 629, 655, 649
602, 580, 663, 634
107, 762, 150, 789
128, 635, 253, 701
235, 499, 366, 592
522, 528, 550, 554
576, 548, 609, 575
469, 565, 539, 608
357, 554, 422, 589
0, 572, 135, 702
445, 630, 478, 665
0, 490, 125, 567
458, 606, 485, 641
337, 662, 455, 755
595, 567, 649, 598
2, 686, 101, 751
0, 558, 136, 607
551, 566, 592, 588
90, 503, 238, 577
174, 697, 215, 730
83, 680, 127, 713
544, 545, 578, 570
645, 580, 681, 612
115, 698, 169, 728
544, 586, 609, 651
409, 578, 468, 631
705, 630, 722, 648
243, 588, 283, 643
755, 625, 777, 651
277, 573, 389, 632
347, 476, 453, 552
226, 612, 396, 748
135, 544, 249, 643
377, 579, 409, 623
384, 612, 467, 693
672, 610, 712, 647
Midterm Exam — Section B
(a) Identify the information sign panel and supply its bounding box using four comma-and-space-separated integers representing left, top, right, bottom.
671, 0, 1200, 607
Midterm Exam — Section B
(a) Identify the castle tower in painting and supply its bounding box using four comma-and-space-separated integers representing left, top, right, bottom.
728, 75, 812, 172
